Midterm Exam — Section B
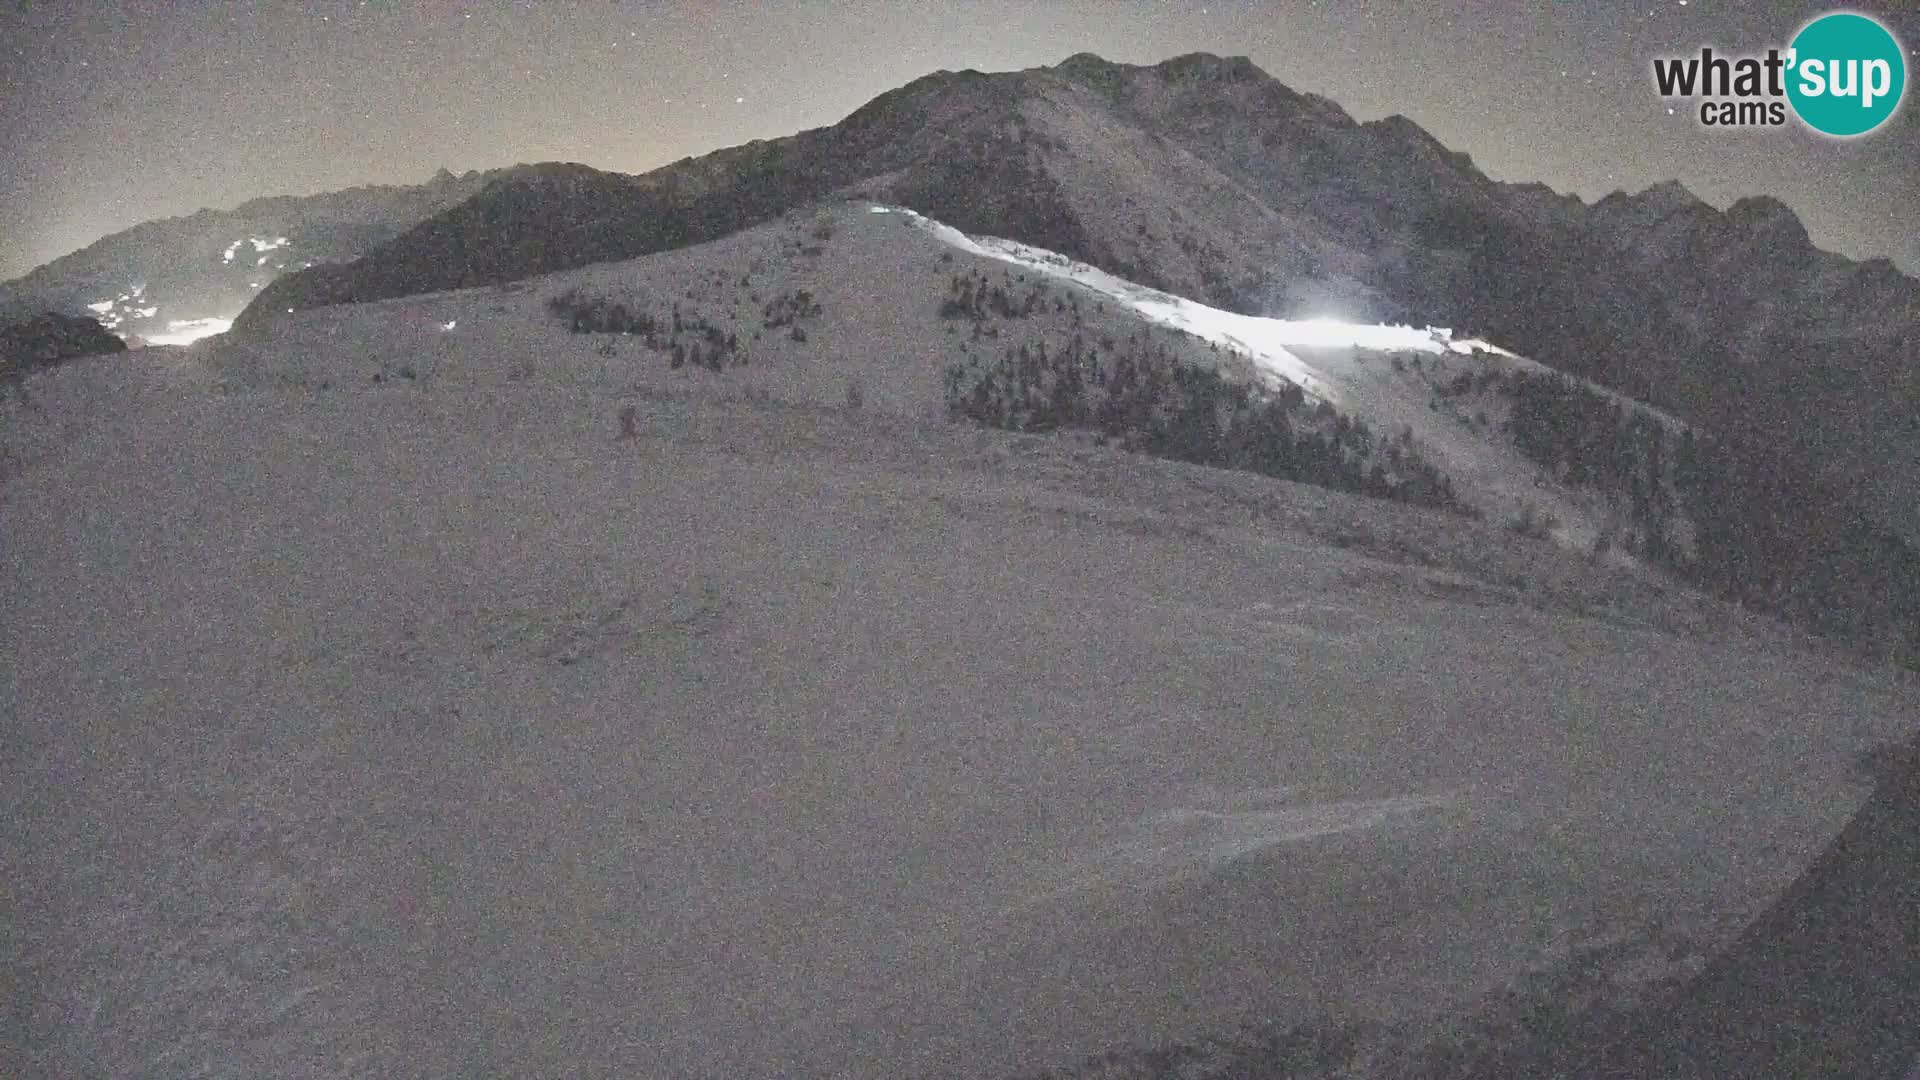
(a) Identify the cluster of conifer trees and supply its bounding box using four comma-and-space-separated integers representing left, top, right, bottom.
1490, 368, 1683, 562
943, 321, 1463, 512
760, 289, 822, 329
546, 288, 747, 372
937, 271, 1065, 322
1487, 364, 1920, 653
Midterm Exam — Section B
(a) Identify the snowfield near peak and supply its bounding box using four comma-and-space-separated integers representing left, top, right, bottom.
883, 203, 1515, 405
880, 203, 1671, 551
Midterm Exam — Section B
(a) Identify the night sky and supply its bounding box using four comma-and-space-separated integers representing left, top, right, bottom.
3, 0, 1916, 281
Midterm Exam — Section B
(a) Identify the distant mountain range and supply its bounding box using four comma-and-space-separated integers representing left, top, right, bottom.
0, 167, 524, 341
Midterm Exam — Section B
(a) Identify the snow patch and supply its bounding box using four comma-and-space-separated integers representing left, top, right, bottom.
885, 204, 1518, 406
1009, 787, 1468, 913
225, 236, 290, 264
144, 317, 233, 346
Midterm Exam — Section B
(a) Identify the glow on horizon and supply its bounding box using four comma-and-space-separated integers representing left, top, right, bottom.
142, 316, 232, 346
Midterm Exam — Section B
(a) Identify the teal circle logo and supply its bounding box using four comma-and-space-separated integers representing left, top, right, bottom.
1786, 12, 1906, 137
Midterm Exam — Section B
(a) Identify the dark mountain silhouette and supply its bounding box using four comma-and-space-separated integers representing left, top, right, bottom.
1549, 731, 1920, 1078
1, 312, 125, 380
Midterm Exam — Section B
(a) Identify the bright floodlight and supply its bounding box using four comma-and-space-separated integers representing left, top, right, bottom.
1258, 317, 1458, 354
143, 317, 233, 346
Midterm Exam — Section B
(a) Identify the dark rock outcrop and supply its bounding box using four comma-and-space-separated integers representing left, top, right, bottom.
0, 312, 126, 379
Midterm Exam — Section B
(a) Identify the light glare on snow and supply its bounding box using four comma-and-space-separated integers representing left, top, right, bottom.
1449, 337, 1517, 357
883, 204, 1524, 405
1273, 317, 1450, 352
143, 316, 233, 346
224, 236, 290, 264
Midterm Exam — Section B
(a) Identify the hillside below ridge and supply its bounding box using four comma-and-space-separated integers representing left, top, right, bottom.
7, 273, 1919, 1077
10, 53, 1918, 664
180, 197, 1920, 670
226, 51, 1920, 550
41, 195, 1858, 664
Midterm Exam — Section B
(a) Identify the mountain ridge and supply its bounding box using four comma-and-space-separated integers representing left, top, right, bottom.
16, 51, 1920, 626
181, 198, 1920, 663
0, 165, 532, 339
231, 53, 1919, 539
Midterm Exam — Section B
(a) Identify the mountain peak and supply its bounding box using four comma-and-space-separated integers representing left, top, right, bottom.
1055, 51, 1118, 75
1589, 179, 1711, 225
1052, 50, 1279, 98
1636, 179, 1707, 210
1719, 194, 1812, 262
1724, 194, 1806, 235
1155, 52, 1265, 82
1367, 114, 1474, 169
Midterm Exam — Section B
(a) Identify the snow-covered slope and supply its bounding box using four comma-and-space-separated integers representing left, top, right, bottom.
889, 204, 1690, 555
229, 54, 1918, 549
202, 199, 1689, 564
201, 201, 1691, 561
5, 326, 1915, 1077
